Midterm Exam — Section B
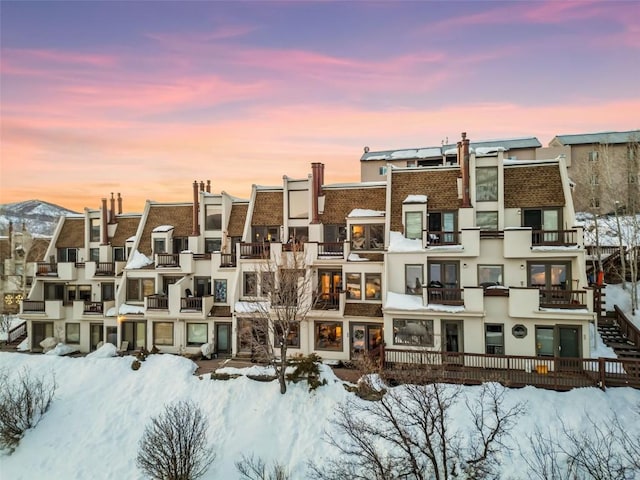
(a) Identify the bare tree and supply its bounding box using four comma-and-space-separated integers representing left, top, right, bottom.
520, 426, 571, 480
136, 400, 216, 480
0, 315, 12, 345
310, 380, 525, 480
0, 367, 57, 453
236, 454, 291, 480
240, 244, 314, 394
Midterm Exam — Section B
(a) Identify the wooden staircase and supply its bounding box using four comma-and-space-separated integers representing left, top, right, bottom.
598, 308, 640, 362
1, 320, 27, 351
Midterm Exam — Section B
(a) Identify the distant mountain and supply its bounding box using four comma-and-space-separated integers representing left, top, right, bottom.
0, 200, 78, 237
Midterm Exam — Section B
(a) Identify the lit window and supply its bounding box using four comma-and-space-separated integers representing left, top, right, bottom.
346, 273, 361, 300
365, 273, 381, 300
351, 224, 384, 250
315, 322, 343, 351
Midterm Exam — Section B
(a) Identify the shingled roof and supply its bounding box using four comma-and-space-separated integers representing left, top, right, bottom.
55, 217, 84, 248
138, 204, 193, 256
319, 185, 386, 224
110, 216, 141, 246
504, 164, 565, 208
550, 130, 640, 146
251, 191, 283, 226
227, 203, 248, 237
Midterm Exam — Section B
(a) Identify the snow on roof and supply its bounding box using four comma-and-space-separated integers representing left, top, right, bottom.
403, 194, 427, 204
475, 146, 507, 156
385, 291, 466, 313
443, 148, 458, 156
531, 245, 582, 252
126, 236, 136, 242
388, 231, 424, 253
235, 301, 268, 313
347, 253, 370, 262
152, 225, 174, 233
124, 250, 153, 269
348, 208, 385, 217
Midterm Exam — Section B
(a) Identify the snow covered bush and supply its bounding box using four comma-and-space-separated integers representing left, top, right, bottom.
0, 367, 56, 453
136, 400, 216, 480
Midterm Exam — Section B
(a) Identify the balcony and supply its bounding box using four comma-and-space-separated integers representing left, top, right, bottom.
147, 295, 169, 310
426, 287, 464, 306
156, 253, 180, 268
426, 231, 459, 246
538, 288, 587, 309
22, 300, 45, 313
531, 230, 578, 247
36, 262, 57, 276
181, 296, 203, 312
239, 242, 270, 259
20, 299, 64, 319
508, 287, 593, 317
94, 262, 115, 276
312, 292, 340, 311
83, 301, 104, 314
317, 242, 344, 258
220, 253, 237, 267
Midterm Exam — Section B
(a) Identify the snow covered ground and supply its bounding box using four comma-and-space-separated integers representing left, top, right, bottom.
605, 282, 640, 329
1, 351, 639, 479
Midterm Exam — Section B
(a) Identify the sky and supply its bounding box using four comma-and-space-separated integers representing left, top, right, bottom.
1, 0, 639, 213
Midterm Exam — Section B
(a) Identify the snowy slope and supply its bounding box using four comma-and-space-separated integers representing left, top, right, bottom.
0, 200, 77, 236
1, 352, 639, 479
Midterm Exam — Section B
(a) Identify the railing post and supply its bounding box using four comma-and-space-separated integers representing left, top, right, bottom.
379, 342, 385, 370
599, 357, 606, 390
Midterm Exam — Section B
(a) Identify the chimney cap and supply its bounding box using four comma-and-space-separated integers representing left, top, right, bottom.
461, 132, 467, 140
364, 146, 370, 153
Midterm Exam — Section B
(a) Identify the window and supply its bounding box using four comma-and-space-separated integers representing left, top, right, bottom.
44, 283, 65, 300
252, 226, 280, 243
275, 322, 300, 348
153, 322, 173, 346
90, 218, 100, 242
485, 324, 504, 354
261, 272, 274, 296
588, 151, 598, 161
393, 319, 433, 346
405, 265, 423, 295
205, 206, 222, 230
427, 211, 457, 244
351, 224, 384, 250
315, 322, 343, 351
346, 273, 362, 300
102, 282, 115, 301
89, 248, 99, 262
405, 211, 423, 240
476, 211, 498, 231
288, 190, 308, 219
536, 326, 554, 357
113, 247, 125, 262
324, 224, 347, 243
590, 198, 600, 208
195, 277, 211, 297
57, 248, 78, 263
214, 279, 227, 303
476, 167, 498, 201
153, 239, 166, 254
66, 284, 92, 303
243, 272, 257, 296
590, 174, 599, 185
173, 237, 188, 253
288, 226, 308, 244
379, 166, 387, 175
478, 265, 503, 286
205, 238, 221, 253
187, 323, 207, 346
66, 323, 80, 344
126, 278, 155, 301
365, 273, 381, 300
428, 261, 459, 288
528, 262, 570, 289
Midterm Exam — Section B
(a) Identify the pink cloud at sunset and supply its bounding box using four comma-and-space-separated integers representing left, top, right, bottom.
1, 1, 638, 212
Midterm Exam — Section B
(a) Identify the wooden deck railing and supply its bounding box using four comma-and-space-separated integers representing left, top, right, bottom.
36, 262, 57, 276
8, 321, 26, 343
83, 301, 104, 314
312, 292, 340, 310
147, 295, 169, 310
531, 229, 577, 246
22, 300, 45, 313
181, 297, 203, 311
95, 262, 115, 276
539, 289, 586, 308
426, 288, 464, 305
318, 242, 344, 257
239, 243, 270, 259
382, 349, 640, 390
156, 253, 180, 267
426, 231, 460, 246
614, 305, 640, 349
220, 253, 236, 267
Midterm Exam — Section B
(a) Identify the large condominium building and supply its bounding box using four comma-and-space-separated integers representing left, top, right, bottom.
20, 133, 595, 362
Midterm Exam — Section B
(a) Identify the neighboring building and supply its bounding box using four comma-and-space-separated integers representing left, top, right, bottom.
548, 130, 640, 213
1, 223, 50, 314
20, 134, 595, 362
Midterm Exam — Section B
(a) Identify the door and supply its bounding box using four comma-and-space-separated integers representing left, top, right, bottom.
442, 320, 463, 364
350, 324, 383, 359
90, 324, 103, 351
32, 322, 53, 351
122, 321, 146, 351
558, 326, 581, 371
215, 323, 231, 355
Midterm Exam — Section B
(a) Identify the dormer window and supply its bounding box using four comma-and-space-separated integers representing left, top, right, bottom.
350, 224, 384, 250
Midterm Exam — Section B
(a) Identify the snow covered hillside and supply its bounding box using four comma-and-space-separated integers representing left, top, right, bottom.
1, 352, 639, 479
0, 200, 77, 237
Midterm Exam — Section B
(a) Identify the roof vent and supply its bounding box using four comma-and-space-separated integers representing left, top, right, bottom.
364, 146, 370, 153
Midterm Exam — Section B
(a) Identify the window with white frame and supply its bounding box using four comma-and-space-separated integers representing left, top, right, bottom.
351, 224, 384, 250
393, 319, 433, 346
187, 323, 207, 346
404, 211, 423, 240
476, 211, 498, 231
66, 323, 80, 344
346, 273, 362, 300
153, 322, 174, 346
476, 167, 498, 201
405, 265, 423, 295
365, 273, 381, 300
485, 324, 504, 354
288, 190, 308, 219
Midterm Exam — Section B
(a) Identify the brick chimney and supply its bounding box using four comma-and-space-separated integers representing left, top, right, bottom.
101, 198, 108, 245
459, 132, 471, 208
206, 180, 211, 193
311, 162, 325, 224
109, 193, 116, 224
117, 193, 122, 214
192, 181, 200, 236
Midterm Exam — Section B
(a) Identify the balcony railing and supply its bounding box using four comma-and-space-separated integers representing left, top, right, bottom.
156, 253, 180, 267
193, 253, 211, 261
83, 301, 104, 314
36, 262, 57, 276
532, 229, 578, 246
318, 242, 344, 257
95, 262, 115, 276
220, 253, 237, 267
539, 289, 586, 309
181, 297, 203, 311
147, 295, 169, 310
239, 242, 270, 259
426, 231, 460, 246
22, 300, 46, 313
312, 292, 340, 310
427, 287, 464, 305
